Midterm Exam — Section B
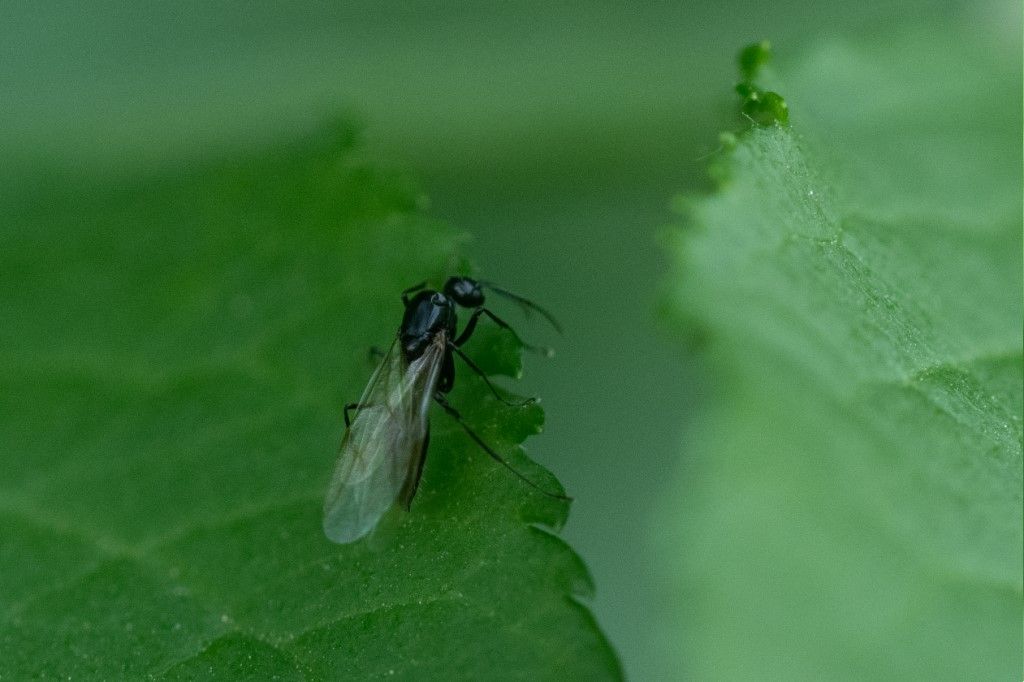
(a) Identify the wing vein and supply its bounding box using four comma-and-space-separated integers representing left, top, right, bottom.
323, 333, 447, 543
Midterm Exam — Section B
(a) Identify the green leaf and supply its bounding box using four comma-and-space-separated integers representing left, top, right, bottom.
735, 40, 789, 127
0, 123, 620, 680
660, 29, 1021, 681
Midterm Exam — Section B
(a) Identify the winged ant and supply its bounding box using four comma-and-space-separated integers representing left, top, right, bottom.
323, 276, 568, 544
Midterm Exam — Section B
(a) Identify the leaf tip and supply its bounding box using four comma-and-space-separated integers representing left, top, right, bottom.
737, 40, 774, 81
735, 40, 789, 127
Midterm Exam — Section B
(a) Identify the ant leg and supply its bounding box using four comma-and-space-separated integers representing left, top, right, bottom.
343, 402, 362, 427
452, 308, 482, 346
344, 401, 379, 427
401, 281, 428, 307
447, 342, 536, 407
397, 427, 429, 510
433, 393, 571, 501
455, 308, 554, 357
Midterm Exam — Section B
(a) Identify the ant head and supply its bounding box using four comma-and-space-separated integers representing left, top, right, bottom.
443, 276, 485, 308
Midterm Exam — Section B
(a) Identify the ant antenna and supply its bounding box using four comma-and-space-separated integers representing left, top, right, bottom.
478, 281, 563, 334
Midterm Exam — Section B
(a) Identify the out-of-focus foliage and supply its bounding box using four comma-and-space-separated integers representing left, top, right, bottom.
0, 126, 618, 680
660, 28, 1022, 681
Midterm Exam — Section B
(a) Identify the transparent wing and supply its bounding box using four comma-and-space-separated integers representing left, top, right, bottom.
323, 334, 446, 543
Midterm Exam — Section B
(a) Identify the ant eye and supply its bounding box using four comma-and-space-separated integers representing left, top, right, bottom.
443, 277, 484, 306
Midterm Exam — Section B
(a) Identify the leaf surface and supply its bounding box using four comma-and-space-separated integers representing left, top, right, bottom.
0, 124, 619, 680
660, 30, 1022, 680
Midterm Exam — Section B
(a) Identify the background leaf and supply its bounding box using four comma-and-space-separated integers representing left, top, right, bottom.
658, 27, 1022, 680
0, 124, 619, 679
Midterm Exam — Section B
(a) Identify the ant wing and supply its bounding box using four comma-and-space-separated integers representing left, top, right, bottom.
323, 335, 446, 544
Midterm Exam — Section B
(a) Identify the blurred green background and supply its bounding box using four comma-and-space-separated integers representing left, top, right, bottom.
2, 2, 1015, 679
